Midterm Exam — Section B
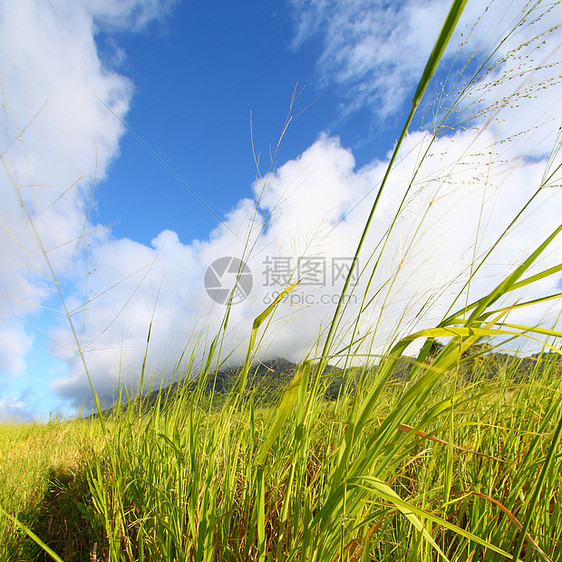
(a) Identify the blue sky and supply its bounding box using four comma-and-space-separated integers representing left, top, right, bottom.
95, 1, 327, 244
93, 0, 409, 245
0, 0, 561, 420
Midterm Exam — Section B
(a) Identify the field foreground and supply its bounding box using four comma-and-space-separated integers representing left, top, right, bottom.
1, 352, 561, 561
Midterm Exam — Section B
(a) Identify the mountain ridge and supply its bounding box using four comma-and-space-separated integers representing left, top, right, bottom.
96, 351, 562, 417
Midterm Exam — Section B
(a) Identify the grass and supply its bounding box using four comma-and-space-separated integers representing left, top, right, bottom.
1, 355, 562, 560
0, 419, 104, 560
1, 0, 562, 560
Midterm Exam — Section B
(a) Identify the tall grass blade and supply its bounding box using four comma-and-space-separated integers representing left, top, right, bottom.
512, 399, 562, 561
256, 363, 307, 466
236, 279, 301, 394
0, 505, 64, 562
320, 0, 468, 369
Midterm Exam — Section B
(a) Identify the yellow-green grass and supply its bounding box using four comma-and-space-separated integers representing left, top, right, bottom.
1, 0, 561, 560
1, 354, 561, 560
0, 419, 105, 560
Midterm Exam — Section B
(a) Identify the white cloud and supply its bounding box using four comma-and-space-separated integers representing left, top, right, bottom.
0, 327, 33, 375
1, 0, 560, 412
289, 0, 452, 117
0, 389, 37, 422
289, 0, 562, 157
0, 0, 172, 384
52, 126, 561, 406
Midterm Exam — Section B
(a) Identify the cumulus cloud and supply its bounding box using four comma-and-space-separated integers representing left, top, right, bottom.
0, 388, 37, 422
0, 0, 172, 383
1, 0, 560, 412
289, 0, 562, 157
53, 125, 561, 406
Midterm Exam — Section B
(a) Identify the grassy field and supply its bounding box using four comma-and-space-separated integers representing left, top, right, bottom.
1, 0, 561, 560
1, 353, 562, 560
0, 419, 104, 560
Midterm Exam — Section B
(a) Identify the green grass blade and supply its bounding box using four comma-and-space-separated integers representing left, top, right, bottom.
466, 223, 562, 325
236, 279, 301, 394
512, 399, 562, 561
256, 364, 307, 466
0, 505, 64, 562
412, 0, 468, 108
352, 477, 518, 560
320, 0, 468, 370
254, 279, 302, 331
256, 465, 266, 561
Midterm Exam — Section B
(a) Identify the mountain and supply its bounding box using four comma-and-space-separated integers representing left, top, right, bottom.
96, 351, 562, 417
